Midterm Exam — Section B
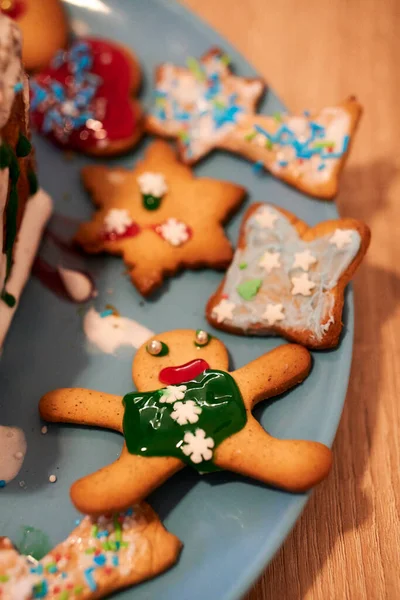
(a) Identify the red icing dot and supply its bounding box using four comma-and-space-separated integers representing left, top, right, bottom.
94, 549, 101, 556
55, 553, 61, 562
53, 586, 60, 594
104, 567, 113, 575
0, 0, 26, 20
159, 359, 210, 385
328, 146, 334, 153
30, 38, 138, 153
102, 222, 141, 242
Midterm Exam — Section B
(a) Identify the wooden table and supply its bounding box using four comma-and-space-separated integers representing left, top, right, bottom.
184, 1, 400, 597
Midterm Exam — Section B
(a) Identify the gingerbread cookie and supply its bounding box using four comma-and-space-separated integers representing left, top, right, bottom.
40, 329, 332, 516
0, 504, 181, 599
206, 203, 370, 349
0, 0, 68, 72
146, 47, 362, 199
30, 38, 143, 156
75, 141, 246, 296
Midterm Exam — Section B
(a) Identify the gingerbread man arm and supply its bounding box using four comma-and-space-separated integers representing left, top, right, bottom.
70, 445, 184, 515
230, 344, 311, 409
39, 388, 124, 433
214, 416, 332, 492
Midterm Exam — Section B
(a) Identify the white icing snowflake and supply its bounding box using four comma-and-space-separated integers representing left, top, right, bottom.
103, 209, 132, 235
158, 218, 190, 247
292, 249, 317, 271
137, 172, 168, 197
159, 385, 187, 404
259, 250, 281, 273
171, 400, 202, 426
254, 207, 278, 229
212, 299, 235, 323
262, 303, 285, 325
291, 273, 316, 296
329, 229, 353, 249
181, 429, 215, 464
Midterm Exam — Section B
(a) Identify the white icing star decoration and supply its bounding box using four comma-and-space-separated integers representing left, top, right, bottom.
170, 400, 202, 426
181, 429, 215, 464
137, 172, 168, 197
329, 229, 353, 249
292, 249, 317, 271
263, 303, 285, 325
159, 385, 187, 404
259, 251, 281, 273
212, 299, 235, 323
157, 218, 190, 247
254, 207, 278, 229
291, 273, 316, 296
103, 209, 132, 235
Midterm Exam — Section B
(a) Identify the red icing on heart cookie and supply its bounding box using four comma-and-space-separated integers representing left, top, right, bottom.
30, 38, 142, 154
0, 0, 26, 20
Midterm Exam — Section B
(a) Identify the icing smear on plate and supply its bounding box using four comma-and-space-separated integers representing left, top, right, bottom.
83, 307, 153, 354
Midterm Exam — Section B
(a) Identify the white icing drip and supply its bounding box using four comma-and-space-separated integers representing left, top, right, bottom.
57, 267, 94, 303
0, 426, 26, 483
0, 189, 53, 349
83, 307, 154, 354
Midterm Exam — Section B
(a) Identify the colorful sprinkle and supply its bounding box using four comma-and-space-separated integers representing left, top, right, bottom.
239, 262, 247, 270
99, 308, 113, 318
0, 480, 6, 488
237, 278, 263, 301
252, 160, 264, 174
14, 81, 24, 93
84, 567, 97, 591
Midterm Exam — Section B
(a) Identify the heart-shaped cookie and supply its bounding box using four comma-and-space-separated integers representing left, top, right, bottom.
30, 38, 143, 156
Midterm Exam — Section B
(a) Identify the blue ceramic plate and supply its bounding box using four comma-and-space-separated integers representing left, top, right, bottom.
0, 1, 353, 598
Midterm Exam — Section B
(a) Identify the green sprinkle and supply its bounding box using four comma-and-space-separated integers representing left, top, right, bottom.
73, 586, 84, 595
120, 541, 129, 548
45, 562, 57, 572
239, 262, 247, 270
178, 130, 189, 143
0, 575, 10, 582
186, 56, 205, 81
220, 53, 231, 66
213, 100, 225, 110
273, 112, 282, 123
91, 525, 98, 538
16, 133, 32, 158
237, 278, 263, 301
265, 139, 273, 150
108, 541, 117, 551
244, 131, 257, 142
85, 547, 96, 554
313, 141, 334, 149
58, 592, 69, 600
101, 541, 111, 551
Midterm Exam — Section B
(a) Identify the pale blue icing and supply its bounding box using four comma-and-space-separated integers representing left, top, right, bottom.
218, 205, 361, 341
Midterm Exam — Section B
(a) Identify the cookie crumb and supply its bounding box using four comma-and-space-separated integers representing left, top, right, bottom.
41, 425, 48, 434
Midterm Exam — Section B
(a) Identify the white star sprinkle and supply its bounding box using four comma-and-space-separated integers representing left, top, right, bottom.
254, 207, 278, 229
259, 251, 281, 273
291, 273, 316, 296
329, 229, 353, 249
292, 249, 317, 271
262, 303, 285, 325
212, 299, 235, 323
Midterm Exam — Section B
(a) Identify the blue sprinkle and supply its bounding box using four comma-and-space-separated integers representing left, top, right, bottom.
84, 567, 97, 591
99, 309, 113, 318
0, 480, 6, 488
30, 565, 44, 575
14, 81, 24, 93
47, 565, 58, 574
317, 163, 326, 171
252, 160, 264, 174
33, 580, 48, 598
125, 508, 133, 516
61, 572, 68, 579
93, 554, 106, 567
96, 530, 109, 538
278, 160, 288, 167
75, 519, 81, 526
303, 110, 310, 117
112, 555, 119, 567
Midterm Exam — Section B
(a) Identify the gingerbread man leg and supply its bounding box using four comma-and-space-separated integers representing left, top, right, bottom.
214, 417, 332, 492
70, 445, 184, 515
231, 344, 311, 408
39, 388, 124, 433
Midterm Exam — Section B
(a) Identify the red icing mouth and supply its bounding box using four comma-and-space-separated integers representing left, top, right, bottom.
159, 359, 210, 385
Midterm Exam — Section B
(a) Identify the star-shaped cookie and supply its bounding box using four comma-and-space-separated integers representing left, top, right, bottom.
206, 203, 370, 349
39, 329, 332, 515
75, 141, 246, 296
146, 48, 362, 199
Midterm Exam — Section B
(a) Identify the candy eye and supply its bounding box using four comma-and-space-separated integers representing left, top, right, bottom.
146, 339, 169, 356
194, 329, 211, 347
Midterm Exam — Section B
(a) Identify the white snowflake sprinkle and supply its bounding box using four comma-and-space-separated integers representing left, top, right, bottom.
159, 385, 187, 404
181, 429, 214, 464
171, 400, 202, 425
137, 172, 168, 197
103, 209, 132, 235
158, 218, 190, 246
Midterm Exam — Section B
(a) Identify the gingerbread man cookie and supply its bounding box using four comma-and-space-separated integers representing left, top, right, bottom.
0, 0, 68, 72
206, 203, 370, 349
146, 47, 362, 199
0, 504, 181, 599
30, 38, 143, 156
75, 141, 246, 296
40, 329, 332, 516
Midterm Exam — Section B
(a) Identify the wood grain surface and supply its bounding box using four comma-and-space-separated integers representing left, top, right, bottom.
184, 0, 400, 598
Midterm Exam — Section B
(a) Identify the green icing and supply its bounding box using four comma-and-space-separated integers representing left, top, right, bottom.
16, 133, 32, 158
142, 193, 162, 210
1, 290, 16, 307
16, 525, 51, 560
239, 262, 248, 270
123, 369, 247, 472
27, 169, 39, 196
237, 278, 262, 301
